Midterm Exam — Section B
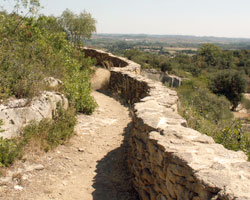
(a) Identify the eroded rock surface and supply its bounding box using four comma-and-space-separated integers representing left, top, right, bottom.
141, 69, 182, 87
0, 91, 68, 138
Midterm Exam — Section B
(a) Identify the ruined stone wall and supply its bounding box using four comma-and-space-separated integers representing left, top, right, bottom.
84, 48, 250, 200
83, 47, 141, 74
141, 69, 182, 88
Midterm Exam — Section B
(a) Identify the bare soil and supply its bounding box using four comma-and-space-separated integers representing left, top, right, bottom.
0, 91, 138, 200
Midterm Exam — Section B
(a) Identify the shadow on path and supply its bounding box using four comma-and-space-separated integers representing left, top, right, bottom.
92, 122, 139, 200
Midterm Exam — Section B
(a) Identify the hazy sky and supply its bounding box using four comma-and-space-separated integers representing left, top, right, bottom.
2, 0, 250, 38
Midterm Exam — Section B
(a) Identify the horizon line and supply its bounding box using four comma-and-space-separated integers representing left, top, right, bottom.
95, 32, 250, 40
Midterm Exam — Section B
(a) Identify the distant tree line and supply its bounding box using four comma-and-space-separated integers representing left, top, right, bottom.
123, 44, 250, 110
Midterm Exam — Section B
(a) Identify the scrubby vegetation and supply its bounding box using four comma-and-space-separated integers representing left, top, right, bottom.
0, 106, 76, 167
0, 0, 97, 167
0, 11, 96, 113
121, 43, 250, 159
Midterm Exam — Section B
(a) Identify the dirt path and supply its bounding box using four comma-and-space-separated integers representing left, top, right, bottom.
0, 91, 138, 200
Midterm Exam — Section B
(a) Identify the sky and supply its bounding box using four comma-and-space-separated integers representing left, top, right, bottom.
1, 0, 250, 38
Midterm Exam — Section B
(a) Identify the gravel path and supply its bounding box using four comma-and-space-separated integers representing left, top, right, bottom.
0, 91, 138, 200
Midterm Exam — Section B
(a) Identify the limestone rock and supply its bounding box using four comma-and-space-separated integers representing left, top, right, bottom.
0, 91, 68, 138
25, 164, 45, 172
44, 77, 62, 88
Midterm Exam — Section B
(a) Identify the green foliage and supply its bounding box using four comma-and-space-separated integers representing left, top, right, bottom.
60, 9, 96, 47
178, 80, 250, 159
209, 70, 246, 110
0, 13, 97, 113
160, 62, 172, 73
215, 120, 250, 159
0, 137, 22, 167
23, 105, 76, 151
0, 4, 97, 167
0, 106, 76, 167
178, 78, 250, 160
4, 0, 41, 15
0, 120, 4, 133
178, 79, 233, 124
63, 57, 97, 114
197, 43, 222, 67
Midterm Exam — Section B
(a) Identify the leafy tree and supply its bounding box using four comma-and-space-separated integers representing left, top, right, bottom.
197, 43, 222, 67
60, 9, 96, 47
12, 0, 41, 15
216, 50, 236, 69
160, 62, 172, 73
0, 12, 96, 113
209, 70, 246, 110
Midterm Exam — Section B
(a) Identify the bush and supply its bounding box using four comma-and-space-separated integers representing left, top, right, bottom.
23, 105, 76, 151
178, 80, 250, 160
160, 62, 172, 73
178, 81, 232, 124
0, 14, 97, 113
215, 120, 250, 159
0, 137, 22, 167
209, 70, 246, 110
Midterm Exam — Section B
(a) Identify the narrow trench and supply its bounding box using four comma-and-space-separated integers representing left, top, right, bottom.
92, 121, 139, 200
91, 90, 139, 200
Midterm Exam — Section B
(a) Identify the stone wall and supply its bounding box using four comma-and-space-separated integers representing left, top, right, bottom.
83, 47, 141, 74
141, 69, 182, 88
84, 48, 250, 200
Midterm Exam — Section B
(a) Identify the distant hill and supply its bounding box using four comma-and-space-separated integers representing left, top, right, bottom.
89, 33, 250, 50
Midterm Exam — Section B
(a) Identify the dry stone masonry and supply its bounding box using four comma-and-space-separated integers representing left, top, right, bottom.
84, 47, 250, 200
141, 69, 182, 88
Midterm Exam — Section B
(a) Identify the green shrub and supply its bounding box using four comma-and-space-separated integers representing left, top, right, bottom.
63, 54, 97, 114
0, 137, 22, 167
22, 105, 76, 151
160, 62, 172, 73
209, 70, 246, 110
178, 80, 232, 123
0, 120, 4, 133
0, 14, 97, 113
0, 106, 76, 167
215, 120, 250, 159
178, 79, 250, 160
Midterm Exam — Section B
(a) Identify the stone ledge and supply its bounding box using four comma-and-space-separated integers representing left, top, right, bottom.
0, 91, 68, 139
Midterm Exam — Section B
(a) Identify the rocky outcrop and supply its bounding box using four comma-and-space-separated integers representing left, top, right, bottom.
44, 77, 62, 88
84, 48, 250, 200
0, 91, 68, 139
162, 74, 182, 88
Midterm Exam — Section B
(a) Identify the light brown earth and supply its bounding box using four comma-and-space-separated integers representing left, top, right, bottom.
91, 68, 110, 91
0, 91, 138, 200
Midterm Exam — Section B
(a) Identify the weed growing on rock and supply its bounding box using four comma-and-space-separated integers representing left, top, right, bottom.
0, 106, 76, 167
